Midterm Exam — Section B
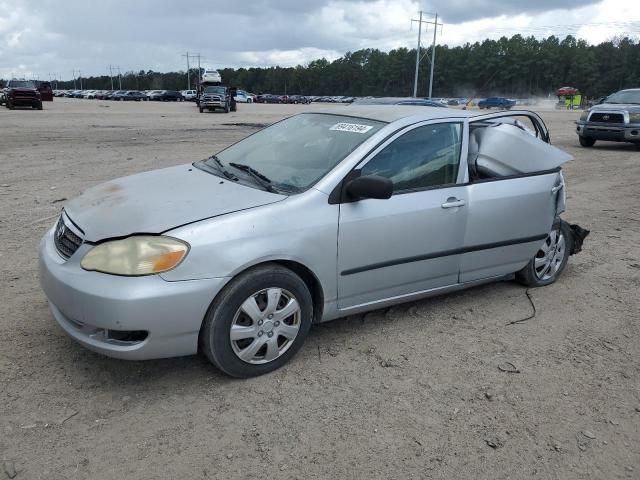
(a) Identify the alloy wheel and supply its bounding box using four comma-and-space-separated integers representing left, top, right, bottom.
534, 229, 566, 281
230, 288, 301, 364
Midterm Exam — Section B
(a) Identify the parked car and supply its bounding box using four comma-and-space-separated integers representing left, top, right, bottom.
256, 94, 282, 104
287, 95, 311, 104
156, 90, 184, 101
478, 97, 516, 109
83, 90, 98, 99
575, 88, 640, 148
113, 90, 147, 101
234, 90, 253, 103
1, 79, 43, 110
105, 90, 125, 100
353, 97, 446, 108
95, 90, 112, 100
146, 90, 163, 100
181, 90, 198, 101
39, 106, 588, 378
396, 99, 448, 108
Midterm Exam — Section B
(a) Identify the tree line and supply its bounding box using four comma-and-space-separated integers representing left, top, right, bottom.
39, 34, 640, 98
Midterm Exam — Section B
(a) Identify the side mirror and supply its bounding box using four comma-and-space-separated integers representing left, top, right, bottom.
346, 175, 393, 200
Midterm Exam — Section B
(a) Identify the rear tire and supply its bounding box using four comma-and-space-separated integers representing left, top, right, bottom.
579, 136, 596, 147
199, 264, 313, 378
199, 107, 204, 113
516, 220, 573, 287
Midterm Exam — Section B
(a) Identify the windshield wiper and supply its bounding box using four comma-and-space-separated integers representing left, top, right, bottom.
229, 163, 276, 192
207, 155, 237, 181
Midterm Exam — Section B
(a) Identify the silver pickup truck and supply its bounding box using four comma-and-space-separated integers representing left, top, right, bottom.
199, 85, 232, 113
575, 88, 640, 149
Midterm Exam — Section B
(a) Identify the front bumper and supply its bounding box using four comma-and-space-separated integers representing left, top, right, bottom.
576, 121, 640, 141
201, 101, 226, 108
8, 96, 40, 106
39, 227, 230, 360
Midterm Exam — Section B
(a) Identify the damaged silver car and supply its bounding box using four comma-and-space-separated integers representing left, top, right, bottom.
39, 106, 587, 377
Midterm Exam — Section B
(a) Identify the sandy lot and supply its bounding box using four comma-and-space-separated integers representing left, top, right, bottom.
0, 98, 638, 480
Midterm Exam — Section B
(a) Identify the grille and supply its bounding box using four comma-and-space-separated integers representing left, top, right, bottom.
203, 95, 222, 101
54, 215, 83, 259
589, 112, 624, 124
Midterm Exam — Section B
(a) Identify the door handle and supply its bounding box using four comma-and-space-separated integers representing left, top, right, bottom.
441, 198, 466, 209
551, 184, 563, 194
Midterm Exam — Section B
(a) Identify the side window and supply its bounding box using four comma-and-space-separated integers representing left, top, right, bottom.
361, 123, 462, 192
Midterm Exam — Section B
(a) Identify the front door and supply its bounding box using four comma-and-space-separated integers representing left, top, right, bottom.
337, 122, 467, 309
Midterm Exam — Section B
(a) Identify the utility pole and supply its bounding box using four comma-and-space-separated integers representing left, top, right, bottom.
411, 11, 442, 98
72, 69, 82, 89
182, 52, 191, 90
116, 67, 122, 90
182, 53, 202, 91
196, 53, 201, 91
108, 65, 115, 90
412, 10, 423, 98
428, 13, 439, 99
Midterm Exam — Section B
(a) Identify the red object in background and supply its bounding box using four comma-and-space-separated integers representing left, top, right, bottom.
556, 86, 579, 96
35, 81, 53, 101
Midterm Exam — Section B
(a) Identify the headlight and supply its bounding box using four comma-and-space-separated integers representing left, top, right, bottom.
81, 236, 189, 276
579, 110, 589, 121
629, 112, 640, 123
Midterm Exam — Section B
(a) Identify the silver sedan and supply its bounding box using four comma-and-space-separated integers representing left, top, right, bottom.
39, 106, 587, 377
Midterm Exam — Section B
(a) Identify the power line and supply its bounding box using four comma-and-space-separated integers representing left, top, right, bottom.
181, 52, 202, 90
411, 11, 442, 99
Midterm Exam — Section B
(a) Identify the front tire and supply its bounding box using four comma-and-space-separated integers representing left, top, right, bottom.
200, 264, 313, 378
516, 220, 573, 287
579, 136, 596, 147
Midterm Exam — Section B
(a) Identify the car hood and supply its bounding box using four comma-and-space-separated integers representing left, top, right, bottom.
9, 87, 38, 94
64, 164, 285, 242
592, 103, 640, 113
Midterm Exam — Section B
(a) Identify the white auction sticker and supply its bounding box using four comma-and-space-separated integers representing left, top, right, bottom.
330, 122, 374, 133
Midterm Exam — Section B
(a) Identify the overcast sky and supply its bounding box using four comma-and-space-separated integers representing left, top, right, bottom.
1, 0, 639, 80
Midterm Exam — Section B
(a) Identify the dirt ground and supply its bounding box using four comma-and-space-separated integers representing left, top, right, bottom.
0, 98, 638, 480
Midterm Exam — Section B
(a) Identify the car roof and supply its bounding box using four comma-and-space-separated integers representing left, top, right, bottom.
312, 105, 479, 123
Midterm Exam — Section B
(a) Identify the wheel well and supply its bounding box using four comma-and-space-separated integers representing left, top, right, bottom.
272, 260, 324, 323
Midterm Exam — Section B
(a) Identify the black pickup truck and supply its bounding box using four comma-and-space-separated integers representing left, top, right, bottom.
1, 79, 43, 110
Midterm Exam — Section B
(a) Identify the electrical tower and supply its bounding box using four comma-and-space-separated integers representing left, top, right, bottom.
411, 11, 442, 99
